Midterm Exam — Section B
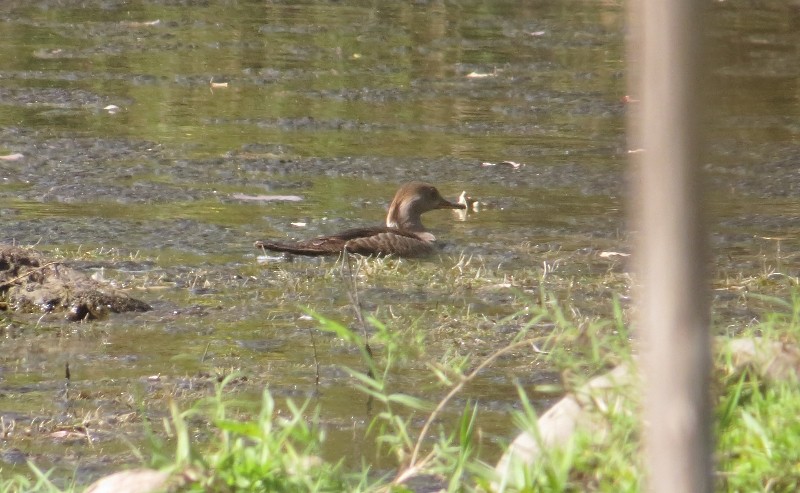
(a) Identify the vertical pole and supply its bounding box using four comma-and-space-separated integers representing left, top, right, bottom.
629, 0, 712, 491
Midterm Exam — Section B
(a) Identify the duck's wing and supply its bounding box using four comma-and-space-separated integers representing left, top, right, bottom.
254, 227, 398, 256
342, 228, 436, 257
254, 227, 433, 257
254, 237, 345, 256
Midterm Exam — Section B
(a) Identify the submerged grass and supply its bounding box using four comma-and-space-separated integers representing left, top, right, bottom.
2, 246, 800, 491
6, 294, 800, 492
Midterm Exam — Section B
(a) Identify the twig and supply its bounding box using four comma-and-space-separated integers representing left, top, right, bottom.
201, 342, 211, 363
0, 261, 61, 288
341, 251, 375, 378
393, 338, 544, 486
309, 327, 321, 387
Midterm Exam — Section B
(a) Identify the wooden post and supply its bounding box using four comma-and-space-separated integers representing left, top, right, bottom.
629, 0, 713, 491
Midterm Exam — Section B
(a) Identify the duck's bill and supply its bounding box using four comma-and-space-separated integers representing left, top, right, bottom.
438, 198, 467, 210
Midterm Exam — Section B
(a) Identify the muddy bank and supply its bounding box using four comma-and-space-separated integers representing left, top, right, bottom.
0, 246, 150, 321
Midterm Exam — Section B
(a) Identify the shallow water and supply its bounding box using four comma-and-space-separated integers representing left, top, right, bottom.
0, 0, 798, 485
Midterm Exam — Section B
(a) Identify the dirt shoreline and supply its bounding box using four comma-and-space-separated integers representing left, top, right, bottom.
0, 245, 151, 321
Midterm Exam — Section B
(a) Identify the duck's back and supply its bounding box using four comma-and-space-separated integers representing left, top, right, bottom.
255, 227, 433, 257
343, 229, 435, 257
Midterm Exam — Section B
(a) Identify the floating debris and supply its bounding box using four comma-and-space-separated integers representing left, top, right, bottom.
454, 191, 480, 221
256, 254, 289, 264
481, 160, 524, 169
120, 19, 161, 28
466, 69, 498, 79
210, 78, 229, 89
599, 251, 630, 258
232, 193, 303, 202
458, 191, 480, 211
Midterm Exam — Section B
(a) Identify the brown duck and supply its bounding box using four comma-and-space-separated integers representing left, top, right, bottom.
254, 182, 465, 257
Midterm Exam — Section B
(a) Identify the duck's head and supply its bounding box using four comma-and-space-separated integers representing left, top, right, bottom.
385, 182, 465, 232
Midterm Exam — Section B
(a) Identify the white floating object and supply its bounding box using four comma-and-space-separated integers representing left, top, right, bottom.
256, 254, 285, 264
599, 251, 631, 258
232, 193, 303, 202
0, 153, 24, 161
466, 70, 497, 78
91, 267, 105, 282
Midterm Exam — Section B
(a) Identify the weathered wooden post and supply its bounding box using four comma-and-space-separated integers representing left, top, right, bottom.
629, 0, 712, 490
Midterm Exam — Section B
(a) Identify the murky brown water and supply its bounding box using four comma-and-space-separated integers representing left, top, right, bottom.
0, 0, 798, 486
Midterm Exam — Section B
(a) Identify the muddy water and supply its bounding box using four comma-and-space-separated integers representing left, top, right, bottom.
0, 0, 798, 485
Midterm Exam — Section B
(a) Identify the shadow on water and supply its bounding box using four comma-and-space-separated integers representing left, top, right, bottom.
0, 0, 798, 485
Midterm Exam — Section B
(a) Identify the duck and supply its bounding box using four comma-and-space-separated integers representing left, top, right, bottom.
254, 182, 465, 257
